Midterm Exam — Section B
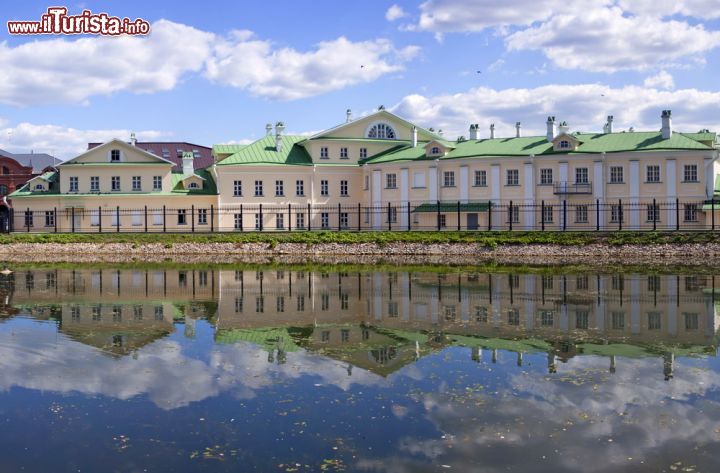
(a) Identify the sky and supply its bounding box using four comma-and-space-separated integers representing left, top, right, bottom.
1, 0, 720, 159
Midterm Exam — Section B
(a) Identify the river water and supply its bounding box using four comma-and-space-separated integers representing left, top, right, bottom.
0, 265, 718, 472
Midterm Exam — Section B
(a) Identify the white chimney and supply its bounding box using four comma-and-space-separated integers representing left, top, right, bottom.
661, 110, 672, 139
558, 121, 569, 135
490, 123, 495, 139
275, 121, 285, 152
515, 122, 521, 138
411, 126, 418, 147
130, 132, 137, 146
265, 123, 272, 136
469, 124, 478, 140
546, 116, 556, 142
606, 115, 614, 134
346, 109, 352, 122
182, 151, 194, 176
438, 129, 443, 136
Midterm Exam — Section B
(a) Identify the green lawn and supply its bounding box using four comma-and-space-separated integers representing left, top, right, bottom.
1, 230, 719, 247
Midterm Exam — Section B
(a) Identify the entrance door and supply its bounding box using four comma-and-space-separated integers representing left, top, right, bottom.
467, 213, 479, 230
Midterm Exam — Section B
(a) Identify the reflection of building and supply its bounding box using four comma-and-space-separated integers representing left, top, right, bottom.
7, 267, 720, 376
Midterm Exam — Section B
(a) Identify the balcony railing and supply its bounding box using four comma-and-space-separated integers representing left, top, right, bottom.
553, 181, 592, 195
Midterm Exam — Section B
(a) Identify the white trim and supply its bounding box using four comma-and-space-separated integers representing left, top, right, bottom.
60, 139, 175, 166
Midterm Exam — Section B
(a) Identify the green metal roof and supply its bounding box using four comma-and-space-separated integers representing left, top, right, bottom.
216, 135, 312, 166
413, 201, 491, 213
169, 169, 217, 195
215, 327, 300, 352
212, 144, 247, 155
363, 131, 714, 165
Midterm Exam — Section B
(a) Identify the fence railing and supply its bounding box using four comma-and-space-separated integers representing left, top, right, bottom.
4, 198, 719, 233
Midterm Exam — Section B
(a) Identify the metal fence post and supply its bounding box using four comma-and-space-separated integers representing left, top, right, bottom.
676, 198, 680, 231
487, 200, 492, 231
162, 205, 166, 233
509, 200, 513, 232
338, 202, 342, 231
26, 207, 30, 232
712, 198, 715, 231
541, 200, 545, 231
99, 206, 103, 233
457, 200, 461, 231
407, 202, 411, 231
259, 204, 263, 231
388, 202, 392, 231
240, 204, 244, 232
563, 200, 567, 231
71, 207, 75, 233
618, 199, 622, 231
596, 199, 600, 231
358, 203, 361, 231
307, 203, 311, 231
653, 198, 657, 231
437, 200, 441, 231
191, 205, 195, 233
210, 204, 214, 232
54, 207, 58, 233
144, 205, 148, 233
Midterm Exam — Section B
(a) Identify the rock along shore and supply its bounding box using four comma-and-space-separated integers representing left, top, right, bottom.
2, 242, 720, 266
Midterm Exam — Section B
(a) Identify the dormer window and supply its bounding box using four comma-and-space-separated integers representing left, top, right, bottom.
35, 184, 44, 191
431, 147, 440, 154
110, 149, 121, 162
559, 140, 570, 149
367, 123, 396, 139
188, 182, 200, 189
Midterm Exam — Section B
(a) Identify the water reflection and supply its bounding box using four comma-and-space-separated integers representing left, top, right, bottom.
0, 266, 718, 471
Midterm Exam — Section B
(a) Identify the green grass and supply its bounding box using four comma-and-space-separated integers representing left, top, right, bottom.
1, 230, 719, 246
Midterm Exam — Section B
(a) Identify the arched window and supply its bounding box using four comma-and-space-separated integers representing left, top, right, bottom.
2, 166, 9, 175
367, 123, 397, 140
110, 149, 121, 162
559, 140, 570, 149
188, 182, 199, 189
34, 184, 44, 191
431, 147, 440, 154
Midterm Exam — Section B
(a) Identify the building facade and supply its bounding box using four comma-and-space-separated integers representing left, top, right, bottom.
9, 108, 720, 232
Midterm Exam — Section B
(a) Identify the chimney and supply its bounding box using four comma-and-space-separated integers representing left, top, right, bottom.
546, 116, 556, 142
558, 121, 569, 134
490, 123, 495, 139
515, 122, 521, 138
438, 129, 443, 136
469, 124, 478, 140
607, 115, 614, 134
411, 126, 418, 147
182, 151, 194, 176
265, 123, 272, 136
346, 109, 352, 122
661, 110, 672, 139
130, 132, 137, 146
275, 121, 285, 152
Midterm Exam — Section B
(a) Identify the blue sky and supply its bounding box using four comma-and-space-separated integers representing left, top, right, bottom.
1, 0, 720, 158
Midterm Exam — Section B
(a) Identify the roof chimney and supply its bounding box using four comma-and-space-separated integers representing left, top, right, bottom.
606, 115, 614, 134
558, 121, 569, 135
346, 109, 352, 122
130, 132, 137, 146
469, 124, 478, 140
182, 151, 194, 176
490, 123, 495, 139
265, 123, 272, 136
411, 126, 418, 147
275, 121, 285, 152
661, 110, 672, 139
515, 122, 521, 138
546, 116, 556, 142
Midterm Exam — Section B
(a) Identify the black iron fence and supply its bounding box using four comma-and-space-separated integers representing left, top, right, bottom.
6, 198, 720, 233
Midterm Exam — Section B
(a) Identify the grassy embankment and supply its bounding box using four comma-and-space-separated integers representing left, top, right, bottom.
0, 231, 718, 247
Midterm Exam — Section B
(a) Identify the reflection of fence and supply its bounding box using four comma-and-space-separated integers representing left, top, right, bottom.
8, 198, 720, 233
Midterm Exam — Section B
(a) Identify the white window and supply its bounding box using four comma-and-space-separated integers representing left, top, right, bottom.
188, 182, 199, 189
387, 206, 397, 223
91, 210, 100, 226
254, 180, 263, 197
340, 212, 349, 228
506, 169, 519, 186
111, 211, 119, 227
90, 176, 99, 192
340, 180, 348, 196
542, 205, 553, 223
438, 214, 446, 228
367, 123, 396, 139
234, 213, 242, 229
684, 204, 698, 222
321, 212, 329, 229
132, 176, 141, 191
610, 166, 623, 183
474, 170, 486, 187
647, 203, 660, 222
360, 148, 367, 159
152, 210, 163, 226
276, 213, 284, 229
646, 165, 660, 183
69, 176, 78, 192
575, 167, 589, 184
110, 149, 121, 162
233, 180, 242, 197
45, 211, 55, 227
111, 176, 120, 191
296, 212, 305, 229
575, 205, 588, 223
132, 210, 142, 226
386, 173, 397, 189
443, 171, 455, 187
321, 180, 329, 196
34, 184, 44, 191
508, 205, 520, 223
320, 147, 329, 159
24, 211, 33, 227
153, 176, 162, 191
540, 168, 553, 185
559, 140, 570, 149
177, 209, 187, 225
296, 180, 304, 196
255, 213, 261, 230
431, 146, 440, 154
610, 205, 623, 223
340, 147, 348, 159
275, 180, 284, 197
683, 164, 698, 182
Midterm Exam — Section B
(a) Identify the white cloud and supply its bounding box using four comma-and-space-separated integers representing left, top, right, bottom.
618, 0, 720, 19
506, 6, 720, 72
391, 83, 720, 140
386, 4, 407, 21
0, 122, 169, 159
0, 19, 214, 106
205, 34, 420, 101
644, 70, 675, 89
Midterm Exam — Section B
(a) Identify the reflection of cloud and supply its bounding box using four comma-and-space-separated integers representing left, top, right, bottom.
0, 321, 386, 410
358, 354, 720, 472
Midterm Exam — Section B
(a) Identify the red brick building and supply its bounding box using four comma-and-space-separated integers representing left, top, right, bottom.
0, 155, 35, 197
